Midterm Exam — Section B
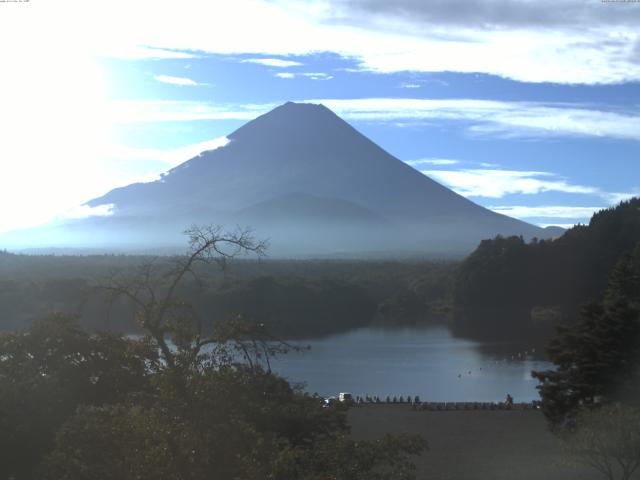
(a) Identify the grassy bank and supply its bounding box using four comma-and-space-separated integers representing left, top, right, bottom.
348, 404, 600, 480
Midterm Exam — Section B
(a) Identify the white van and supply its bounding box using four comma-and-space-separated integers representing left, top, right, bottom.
339, 392, 353, 402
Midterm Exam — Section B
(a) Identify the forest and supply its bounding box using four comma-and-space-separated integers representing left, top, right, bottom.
452, 198, 640, 343
0, 250, 455, 337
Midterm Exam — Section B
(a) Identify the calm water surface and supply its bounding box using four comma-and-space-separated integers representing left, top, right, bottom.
270, 326, 551, 402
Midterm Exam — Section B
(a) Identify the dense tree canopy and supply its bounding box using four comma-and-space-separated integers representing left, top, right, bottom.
454, 198, 640, 342
0, 251, 456, 337
532, 243, 640, 429
0, 315, 158, 479
209, 275, 377, 337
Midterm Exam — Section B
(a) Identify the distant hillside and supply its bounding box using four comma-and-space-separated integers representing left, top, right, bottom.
235, 192, 387, 225
1, 102, 554, 257
452, 198, 640, 342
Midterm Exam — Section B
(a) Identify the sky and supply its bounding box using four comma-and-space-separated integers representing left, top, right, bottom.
0, 0, 638, 233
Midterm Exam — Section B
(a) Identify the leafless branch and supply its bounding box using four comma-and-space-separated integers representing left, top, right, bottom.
96, 225, 267, 372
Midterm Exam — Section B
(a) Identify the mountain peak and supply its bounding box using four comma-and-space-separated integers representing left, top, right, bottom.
266, 101, 336, 123
279, 101, 331, 113
227, 101, 345, 143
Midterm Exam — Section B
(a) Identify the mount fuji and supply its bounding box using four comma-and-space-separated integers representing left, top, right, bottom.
4, 102, 557, 256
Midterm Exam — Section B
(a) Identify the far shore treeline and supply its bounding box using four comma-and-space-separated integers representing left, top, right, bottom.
0, 255, 455, 338
454, 197, 640, 343
0, 198, 639, 348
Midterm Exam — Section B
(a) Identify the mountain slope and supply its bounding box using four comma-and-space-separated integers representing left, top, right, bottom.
8, 102, 551, 256
235, 192, 388, 226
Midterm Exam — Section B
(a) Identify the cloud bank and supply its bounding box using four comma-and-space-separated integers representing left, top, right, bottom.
108, 97, 640, 142
310, 98, 640, 141
422, 166, 639, 205
423, 168, 597, 198
322, 0, 640, 29
5, 0, 639, 85
110, 137, 230, 169
61, 203, 116, 220
488, 205, 604, 219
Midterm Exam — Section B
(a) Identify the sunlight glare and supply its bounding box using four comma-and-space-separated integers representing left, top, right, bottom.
0, 3, 113, 233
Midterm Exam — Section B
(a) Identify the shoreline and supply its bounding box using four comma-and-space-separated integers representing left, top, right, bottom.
343, 399, 537, 411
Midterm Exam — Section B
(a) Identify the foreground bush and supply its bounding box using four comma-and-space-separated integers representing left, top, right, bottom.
1, 226, 425, 479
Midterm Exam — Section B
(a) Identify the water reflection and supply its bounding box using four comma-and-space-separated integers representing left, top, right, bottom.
269, 326, 551, 402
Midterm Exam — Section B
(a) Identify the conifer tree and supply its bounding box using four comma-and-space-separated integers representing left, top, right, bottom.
533, 244, 640, 429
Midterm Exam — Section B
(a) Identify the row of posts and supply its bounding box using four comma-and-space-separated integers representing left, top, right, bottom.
349, 395, 539, 411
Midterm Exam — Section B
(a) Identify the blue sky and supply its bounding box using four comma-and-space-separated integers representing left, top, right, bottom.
0, 0, 639, 232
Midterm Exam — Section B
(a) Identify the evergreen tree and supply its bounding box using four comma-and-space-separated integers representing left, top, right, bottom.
533, 244, 640, 429
454, 198, 640, 342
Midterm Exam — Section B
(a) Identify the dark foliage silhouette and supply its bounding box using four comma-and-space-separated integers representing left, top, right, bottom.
454, 198, 640, 342
532, 243, 640, 429
0, 226, 426, 479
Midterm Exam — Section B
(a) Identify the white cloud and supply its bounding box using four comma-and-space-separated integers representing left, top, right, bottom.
487, 204, 612, 228
275, 72, 333, 80
275, 72, 296, 79
112, 46, 199, 60
5, 0, 633, 85
307, 98, 640, 141
602, 191, 640, 204
60, 204, 116, 220
488, 205, 603, 219
399, 83, 420, 89
242, 58, 303, 67
302, 72, 334, 80
109, 136, 230, 169
154, 74, 210, 86
8, 0, 636, 87
423, 168, 598, 198
108, 100, 270, 123
406, 158, 459, 166
422, 167, 639, 206
538, 223, 580, 229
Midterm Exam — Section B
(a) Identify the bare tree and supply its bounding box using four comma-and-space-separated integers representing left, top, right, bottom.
562, 405, 640, 480
101, 225, 276, 371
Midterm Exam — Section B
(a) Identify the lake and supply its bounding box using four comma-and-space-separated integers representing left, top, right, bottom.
269, 326, 551, 402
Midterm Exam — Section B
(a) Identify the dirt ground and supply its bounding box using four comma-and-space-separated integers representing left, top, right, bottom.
348, 404, 602, 480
